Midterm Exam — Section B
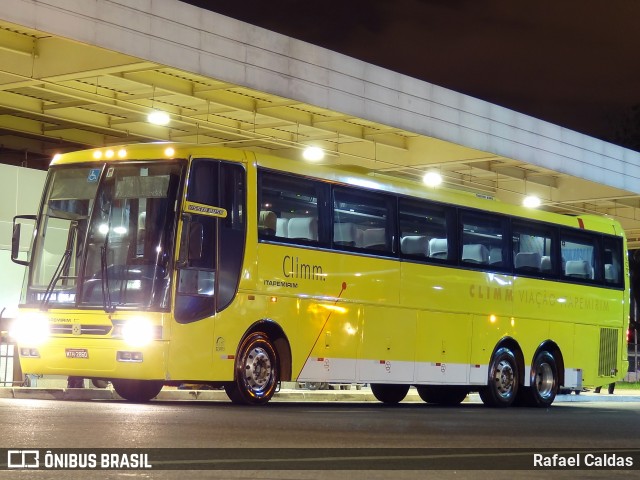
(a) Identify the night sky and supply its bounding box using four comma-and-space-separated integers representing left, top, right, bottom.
183, 0, 640, 148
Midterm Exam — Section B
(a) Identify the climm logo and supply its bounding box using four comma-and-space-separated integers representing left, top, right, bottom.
469, 284, 513, 302
282, 255, 326, 281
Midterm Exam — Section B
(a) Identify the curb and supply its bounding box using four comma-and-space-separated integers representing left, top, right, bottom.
2, 387, 640, 403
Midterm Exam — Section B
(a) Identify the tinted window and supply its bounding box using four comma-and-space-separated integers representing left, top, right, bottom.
561, 231, 597, 281
460, 211, 507, 268
512, 220, 555, 276
333, 187, 394, 255
259, 171, 324, 245
399, 198, 453, 261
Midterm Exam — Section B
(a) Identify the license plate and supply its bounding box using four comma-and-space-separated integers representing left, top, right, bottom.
65, 348, 89, 359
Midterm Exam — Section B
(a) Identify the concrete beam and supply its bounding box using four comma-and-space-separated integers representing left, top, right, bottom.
2, 0, 640, 194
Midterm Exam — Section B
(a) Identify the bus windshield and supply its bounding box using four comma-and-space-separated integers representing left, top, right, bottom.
27, 161, 183, 311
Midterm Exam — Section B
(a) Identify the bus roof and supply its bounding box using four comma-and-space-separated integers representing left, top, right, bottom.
51, 143, 624, 237
50, 143, 254, 166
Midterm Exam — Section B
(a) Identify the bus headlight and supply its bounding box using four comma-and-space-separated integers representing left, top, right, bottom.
121, 318, 155, 347
9, 313, 50, 346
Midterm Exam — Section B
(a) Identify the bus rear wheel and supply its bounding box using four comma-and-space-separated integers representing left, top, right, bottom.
225, 332, 279, 405
370, 384, 410, 404
479, 347, 519, 408
417, 385, 469, 406
112, 379, 164, 402
523, 351, 558, 407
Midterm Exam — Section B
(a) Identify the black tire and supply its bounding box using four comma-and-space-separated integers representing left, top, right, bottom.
479, 347, 519, 408
112, 379, 163, 402
417, 385, 469, 406
66, 376, 84, 388
523, 350, 558, 407
91, 378, 109, 389
225, 332, 279, 405
370, 384, 410, 404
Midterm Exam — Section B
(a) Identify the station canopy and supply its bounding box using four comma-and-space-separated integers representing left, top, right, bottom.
1, 19, 640, 248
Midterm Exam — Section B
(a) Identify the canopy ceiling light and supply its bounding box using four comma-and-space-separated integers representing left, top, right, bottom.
523, 195, 542, 208
302, 146, 324, 161
147, 110, 170, 126
422, 171, 443, 187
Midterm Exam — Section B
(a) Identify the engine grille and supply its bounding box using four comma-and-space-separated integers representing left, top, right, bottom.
598, 328, 618, 376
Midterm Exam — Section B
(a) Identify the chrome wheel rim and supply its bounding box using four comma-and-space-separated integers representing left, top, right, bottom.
493, 359, 515, 398
242, 346, 273, 395
534, 362, 554, 399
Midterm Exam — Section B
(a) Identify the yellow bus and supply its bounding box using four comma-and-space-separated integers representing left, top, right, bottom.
10, 143, 629, 407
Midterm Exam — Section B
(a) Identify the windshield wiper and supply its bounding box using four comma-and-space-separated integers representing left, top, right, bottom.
100, 244, 114, 313
40, 249, 72, 309
40, 221, 79, 309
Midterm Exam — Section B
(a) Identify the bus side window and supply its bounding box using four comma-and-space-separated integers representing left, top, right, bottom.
512, 220, 555, 276
333, 187, 394, 255
560, 230, 596, 282
398, 197, 452, 261
258, 170, 324, 245
459, 210, 507, 269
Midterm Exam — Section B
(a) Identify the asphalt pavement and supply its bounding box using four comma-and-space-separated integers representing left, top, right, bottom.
1, 385, 639, 403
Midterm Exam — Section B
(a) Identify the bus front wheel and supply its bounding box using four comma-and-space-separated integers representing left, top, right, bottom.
479, 347, 519, 407
225, 332, 279, 405
112, 379, 164, 402
370, 384, 410, 404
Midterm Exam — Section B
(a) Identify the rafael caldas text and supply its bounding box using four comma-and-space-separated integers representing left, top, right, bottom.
533, 453, 633, 468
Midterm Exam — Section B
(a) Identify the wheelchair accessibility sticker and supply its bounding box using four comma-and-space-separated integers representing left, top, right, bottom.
87, 169, 101, 183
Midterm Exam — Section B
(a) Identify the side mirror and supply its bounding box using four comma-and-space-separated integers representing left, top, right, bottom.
11, 215, 36, 267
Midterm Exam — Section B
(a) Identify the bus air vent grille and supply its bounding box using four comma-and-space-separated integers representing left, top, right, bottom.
598, 328, 618, 376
